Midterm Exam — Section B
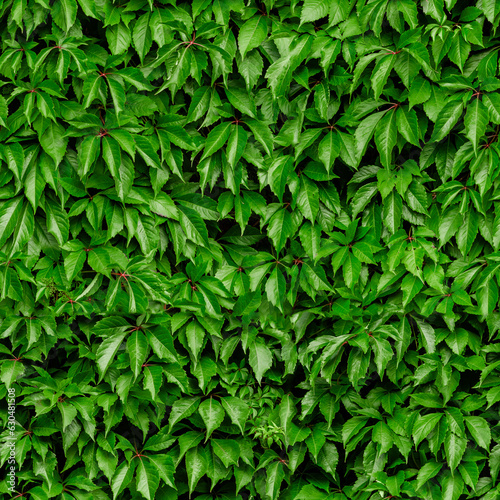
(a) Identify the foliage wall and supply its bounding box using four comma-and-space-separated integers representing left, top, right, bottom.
1, 0, 500, 498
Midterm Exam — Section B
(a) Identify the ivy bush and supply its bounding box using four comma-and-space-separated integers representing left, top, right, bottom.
2, 0, 500, 498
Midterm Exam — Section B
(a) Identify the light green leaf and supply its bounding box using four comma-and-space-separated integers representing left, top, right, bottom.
96, 331, 128, 381
268, 208, 293, 253
464, 98, 489, 153
169, 397, 201, 432
301, 0, 329, 24
249, 340, 273, 383
127, 330, 148, 380
102, 136, 121, 179
132, 13, 152, 63
186, 447, 208, 496
201, 122, 232, 160
52, 0, 78, 32
297, 176, 319, 223
199, 397, 225, 441
371, 54, 395, 99
430, 101, 464, 143
238, 16, 268, 58
465, 416, 491, 450
39, 121, 68, 166
374, 108, 397, 167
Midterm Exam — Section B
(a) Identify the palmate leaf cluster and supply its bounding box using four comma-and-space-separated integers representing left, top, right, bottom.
2, 0, 500, 498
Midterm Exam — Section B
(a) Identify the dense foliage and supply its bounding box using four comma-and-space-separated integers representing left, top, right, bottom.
2, 0, 500, 498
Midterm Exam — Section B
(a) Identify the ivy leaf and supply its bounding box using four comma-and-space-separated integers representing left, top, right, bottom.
318, 131, 340, 172
168, 397, 201, 433
371, 55, 395, 99
111, 461, 136, 500
202, 122, 232, 160
186, 447, 208, 496
96, 331, 128, 381
301, 0, 330, 24
52, 0, 78, 32
465, 416, 491, 450
39, 121, 68, 166
268, 208, 293, 253
249, 340, 273, 383
464, 98, 489, 153
375, 109, 397, 167
127, 330, 148, 380
133, 13, 153, 63
129, 461, 157, 500
238, 17, 268, 58
220, 396, 250, 434
430, 101, 464, 143
297, 176, 319, 223
412, 413, 442, 447
198, 398, 225, 441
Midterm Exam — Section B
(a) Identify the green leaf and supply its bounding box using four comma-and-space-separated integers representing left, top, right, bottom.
490, 444, 500, 483
111, 461, 136, 500
102, 136, 122, 179
211, 439, 240, 467
238, 17, 268, 58
146, 454, 175, 488
96, 331, 128, 381
135, 458, 159, 500
301, 0, 330, 24
220, 396, 250, 434
45, 200, 69, 247
351, 182, 378, 218
0, 197, 24, 249
465, 416, 491, 450
269, 155, 293, 203
318, 131, 340, 172
297, 176, 319, 223
464, 98, 489, 153
414, 317, 436, 353
9, 201, 34, 254
383, 190, 402, 233
177, 204, 210, 246
396, 107, 420, 146
249, 340, 273, 383
477, 280, 498, 319
127, 330, 148, 380
430, 101, 464, 143
416, 461, 443, 490
441, 470, 464, 500
445, 431, 467, 471
198, 397, 225, 441
65, 250, 86, 283
412, 413, 442, 447
201, 122, 232, 160
265, 461, 286, 500
78, 135, 101, 177
371, 55, 395, 99
186, 447, 208, 496
108, 77, 126, 118
52, 0, 77, 32
135, 135, 161, 169
456, 211, 479, 256
225, 87, 257, 118
268, 208, 293, 253
169, 397, 201, 432
375, 109, 397, 167
245, 118, 274, 155
106, 23, 132, 55
132, 13, 152, 63
39, 121, 68, 166
355, 110, 386, 161
226, 125, 247, 167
